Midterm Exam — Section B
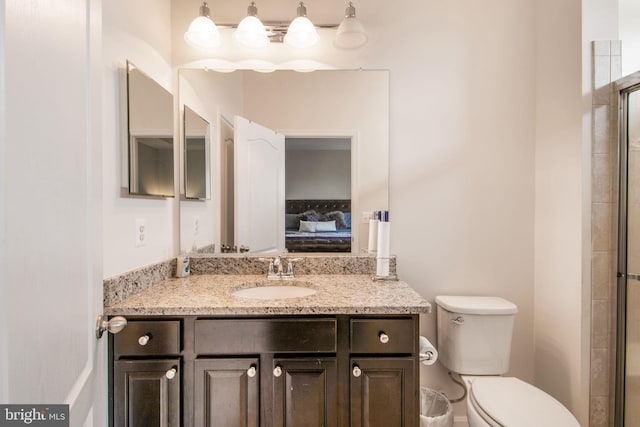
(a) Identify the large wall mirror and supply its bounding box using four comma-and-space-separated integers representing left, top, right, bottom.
178, 69, 389, 255
126, 61, 174, 197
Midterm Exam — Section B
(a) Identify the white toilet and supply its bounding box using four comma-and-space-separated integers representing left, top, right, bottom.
435, 295, 580, 427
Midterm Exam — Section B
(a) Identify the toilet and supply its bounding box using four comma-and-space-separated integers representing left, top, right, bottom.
435, 295, 580, 427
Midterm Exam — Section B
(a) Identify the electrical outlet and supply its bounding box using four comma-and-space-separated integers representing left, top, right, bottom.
135, 218, 147, 247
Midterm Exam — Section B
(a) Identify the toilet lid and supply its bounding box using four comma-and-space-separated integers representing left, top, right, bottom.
470, 377, 579, 427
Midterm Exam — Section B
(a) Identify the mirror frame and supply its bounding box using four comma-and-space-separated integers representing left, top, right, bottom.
125, 60, 175, 198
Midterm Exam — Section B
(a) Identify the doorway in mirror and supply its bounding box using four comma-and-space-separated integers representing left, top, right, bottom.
285, 137, 352, 253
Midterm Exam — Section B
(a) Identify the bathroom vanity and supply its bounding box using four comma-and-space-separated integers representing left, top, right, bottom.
105, 273, 430, 427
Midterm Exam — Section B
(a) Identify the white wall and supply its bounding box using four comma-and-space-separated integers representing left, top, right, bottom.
102, 0, 176, 278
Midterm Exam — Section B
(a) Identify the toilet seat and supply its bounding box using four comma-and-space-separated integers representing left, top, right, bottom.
469, 377, 580, 427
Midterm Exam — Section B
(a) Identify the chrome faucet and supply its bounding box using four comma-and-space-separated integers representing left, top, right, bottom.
260, 256, 301, 279
273, 256, 283, 276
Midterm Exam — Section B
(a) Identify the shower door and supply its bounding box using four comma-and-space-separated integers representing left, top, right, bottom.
617, 73, 640, 427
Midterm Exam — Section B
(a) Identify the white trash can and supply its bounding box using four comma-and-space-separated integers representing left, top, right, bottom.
420, 387, 453, 427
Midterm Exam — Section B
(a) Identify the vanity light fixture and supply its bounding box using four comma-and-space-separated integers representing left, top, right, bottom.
284, 2, 319, 49
234, 1, 269, 49
183, 1, 368, 50
334, 2, 367, 49
184, 1, 221, 50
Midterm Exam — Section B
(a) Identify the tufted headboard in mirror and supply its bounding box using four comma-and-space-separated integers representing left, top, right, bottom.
286, 199, 351, 215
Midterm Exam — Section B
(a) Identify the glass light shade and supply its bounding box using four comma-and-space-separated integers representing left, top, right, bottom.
184, 16, 221, 49
235, 15, 269, 49
334, 16, 367, 49
284, 16, 318, 48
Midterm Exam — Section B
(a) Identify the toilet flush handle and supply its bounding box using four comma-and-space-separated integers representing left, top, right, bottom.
451, 316, 464, 325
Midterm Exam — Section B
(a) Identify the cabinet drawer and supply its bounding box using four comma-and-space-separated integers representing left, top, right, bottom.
350, 318, 415, 354
114, 320, 181, 356
195, 319, 336, 354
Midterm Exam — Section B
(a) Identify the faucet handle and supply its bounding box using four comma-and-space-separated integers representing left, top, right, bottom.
286, 258, 303, 275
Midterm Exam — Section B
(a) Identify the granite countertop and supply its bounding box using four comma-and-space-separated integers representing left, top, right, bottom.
104, 274, 431, 316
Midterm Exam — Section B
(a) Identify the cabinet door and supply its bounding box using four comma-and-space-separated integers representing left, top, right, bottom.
272, 358, 338, 427
194, 358, 260, 427
350, 358, 416, 427
113, 359, 180, 427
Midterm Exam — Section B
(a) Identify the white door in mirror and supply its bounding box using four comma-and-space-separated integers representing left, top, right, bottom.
234, 116, 285, 254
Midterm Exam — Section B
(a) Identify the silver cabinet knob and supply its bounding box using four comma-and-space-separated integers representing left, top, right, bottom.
95, 315, 128, 339
379, 332, 389, 344
138, 335, 150, 346
165, 368, 177, 380
273, 366, 282, 377
352, 365, 362, 377
247, 366, 257, 378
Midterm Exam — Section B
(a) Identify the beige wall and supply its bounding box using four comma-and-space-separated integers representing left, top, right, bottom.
534, 0, 587, 423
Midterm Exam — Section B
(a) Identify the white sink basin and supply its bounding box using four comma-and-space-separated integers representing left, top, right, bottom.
232, 283, 317, 300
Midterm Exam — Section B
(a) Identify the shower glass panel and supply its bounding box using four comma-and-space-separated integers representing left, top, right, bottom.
621, 84, 640, 426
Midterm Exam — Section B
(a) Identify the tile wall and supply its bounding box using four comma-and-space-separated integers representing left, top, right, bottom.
590, 40, 621, 427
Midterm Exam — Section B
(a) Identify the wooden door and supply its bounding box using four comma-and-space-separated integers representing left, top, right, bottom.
113, 359, 181, 427
194, 358, 260, 427
234, 116, 285, 253
272, 358, 338, 427
350, 358, 416, 427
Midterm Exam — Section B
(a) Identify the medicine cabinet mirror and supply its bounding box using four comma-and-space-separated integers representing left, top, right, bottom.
126, 61, 174, 197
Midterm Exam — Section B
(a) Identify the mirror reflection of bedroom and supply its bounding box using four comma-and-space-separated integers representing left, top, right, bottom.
285, 137, 352, 253
180, 69, 389, 255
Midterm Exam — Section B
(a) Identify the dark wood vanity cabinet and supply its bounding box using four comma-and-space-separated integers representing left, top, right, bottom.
109, 315, 419, 427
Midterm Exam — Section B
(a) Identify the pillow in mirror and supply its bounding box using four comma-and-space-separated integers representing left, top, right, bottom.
316, 220, 337, 232
324, 211, 347, 229
301, 210, 322, 222
299, 220, 317, 232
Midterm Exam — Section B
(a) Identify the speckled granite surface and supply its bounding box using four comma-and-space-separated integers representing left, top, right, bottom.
104, 274, 431, 316
103, 258, 176, 307
189, 254, 396, 275
104, 254, 397, 306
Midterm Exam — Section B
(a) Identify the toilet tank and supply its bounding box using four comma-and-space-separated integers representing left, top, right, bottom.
435, 296, 518, 375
